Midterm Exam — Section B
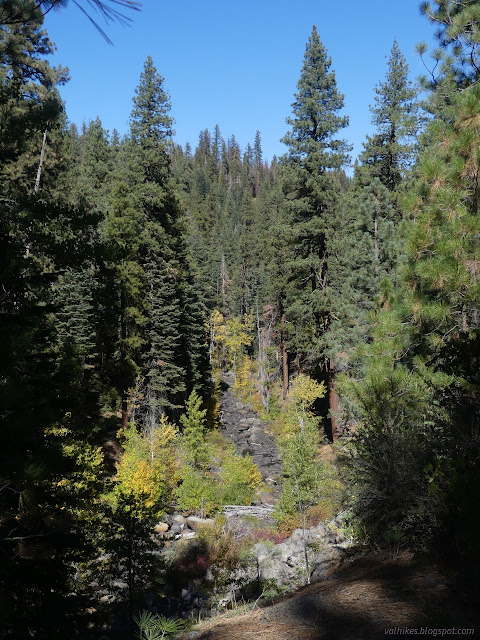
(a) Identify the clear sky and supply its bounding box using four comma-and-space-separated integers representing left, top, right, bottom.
44, 0, 436, 166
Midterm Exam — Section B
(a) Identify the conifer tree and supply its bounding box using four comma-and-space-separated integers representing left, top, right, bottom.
0, 9, 112, 636
357, 40, 421, 192
280, 26, 351, 439
400, 83, 480, 571
102, 180, 148, 427
180, 389, 207, 467
419, 0, 480, 87
72, 117, 112, 213
112, 56, 209, 422
345, 84, 480, 569
417, 1, 480, 119
144, 257, 185, 416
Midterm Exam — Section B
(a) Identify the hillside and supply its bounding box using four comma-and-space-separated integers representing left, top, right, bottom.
180, 552, 477, 640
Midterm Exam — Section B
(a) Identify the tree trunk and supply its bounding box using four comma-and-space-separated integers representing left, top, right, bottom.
301, 509, 310, 585
127, 524, 135, 625
34, 129, 47, 194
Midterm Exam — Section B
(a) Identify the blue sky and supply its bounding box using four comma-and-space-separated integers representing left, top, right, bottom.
45, 0, 436, 166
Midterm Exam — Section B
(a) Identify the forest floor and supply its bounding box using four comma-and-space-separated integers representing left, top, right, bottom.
180, 550, 478, 640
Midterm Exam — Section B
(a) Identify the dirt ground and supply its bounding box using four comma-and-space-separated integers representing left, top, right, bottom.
180, 551, 478, 640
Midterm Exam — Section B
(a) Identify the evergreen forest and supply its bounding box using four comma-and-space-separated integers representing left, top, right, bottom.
1, 1, 480, 638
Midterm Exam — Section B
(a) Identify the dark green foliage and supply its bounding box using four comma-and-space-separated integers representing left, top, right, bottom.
280, 24, 351, 362
356, 40, 421, 192
345, 86, 480, 581
3, 0, 480, 631
131, 55, 173, 150
145, 257, 186, 415
417, 1, 480, 120
275, 26, 353, 436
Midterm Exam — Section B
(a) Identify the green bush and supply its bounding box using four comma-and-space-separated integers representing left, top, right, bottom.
220, 449, 262, 505
175, 465, 219, 517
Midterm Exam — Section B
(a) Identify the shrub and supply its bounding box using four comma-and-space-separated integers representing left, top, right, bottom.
175, 465, 219, 517
220, 449, 262, 505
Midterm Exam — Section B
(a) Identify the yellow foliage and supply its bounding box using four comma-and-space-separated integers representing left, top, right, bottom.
289, 374, 326, 415
209, 309, 254, 373
113, 415, 179, 514
272, 374, 326, 439
233, 356, 251, 393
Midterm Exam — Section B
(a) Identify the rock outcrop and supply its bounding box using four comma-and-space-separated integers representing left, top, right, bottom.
219, 373, 282, 496
251, 519, 351, 588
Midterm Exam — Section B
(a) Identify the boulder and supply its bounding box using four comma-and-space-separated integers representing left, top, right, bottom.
171, 523, 184, 535
258, 491, 277, 506
154, 522, 169, 534
173, 514, 186, 525
180, 531, 196, 540
253, 542, 271, 560
310, 546, 346, 582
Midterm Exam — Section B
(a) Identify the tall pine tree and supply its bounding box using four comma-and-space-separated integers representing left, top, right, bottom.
280, 26, 351, 439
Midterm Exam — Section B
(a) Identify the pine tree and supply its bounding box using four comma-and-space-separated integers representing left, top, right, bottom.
119, 57, 209, 422
102, 179, 148, 427
130, 55, 173, 186
419, 0, 480, 87
180, 389, 207, 467
417, 1, 480, 120
352, 178, 397, 306
72, 117, 112, 213
280, 26, 351, 439
0, 9, 111, 636
345, 84, 480, 570
144, 257, 185, 417
357, 40, 421, 192
0, 2, 67, 195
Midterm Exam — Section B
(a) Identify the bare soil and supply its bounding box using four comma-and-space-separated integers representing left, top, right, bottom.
181, 551, 478, 640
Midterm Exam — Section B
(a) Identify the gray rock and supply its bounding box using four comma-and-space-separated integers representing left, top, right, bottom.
209, 465, 221, 474
310, 546, 345, 582
258, 491, 277, 506
173, 514, 186, 524
253, 542, 271, 560
171, 523, 184, 534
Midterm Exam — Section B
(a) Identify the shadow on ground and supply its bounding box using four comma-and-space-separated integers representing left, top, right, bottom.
181, 552, 479, 640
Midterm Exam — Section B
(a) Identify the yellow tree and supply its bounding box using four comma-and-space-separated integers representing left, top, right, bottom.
108, 415, 179, 617
209, 310, 253, 380
278, 375, 327, 584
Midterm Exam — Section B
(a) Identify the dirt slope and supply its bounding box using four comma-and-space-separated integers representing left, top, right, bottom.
181, 552, 478, 640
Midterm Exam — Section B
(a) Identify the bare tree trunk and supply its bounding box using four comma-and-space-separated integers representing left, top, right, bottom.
462, 304, 468, 332
301, 508, 310, 585
34, 129, 47, 194
294, 478, 310, 586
